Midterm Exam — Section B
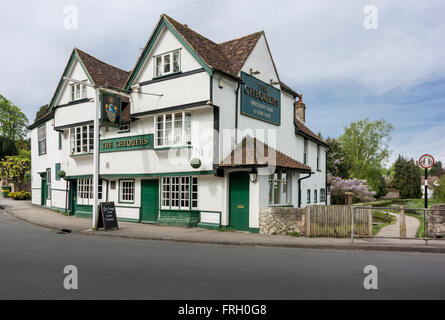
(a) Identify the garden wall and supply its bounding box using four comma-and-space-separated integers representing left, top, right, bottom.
259, 207, 305, 235
429, 204, 445, 238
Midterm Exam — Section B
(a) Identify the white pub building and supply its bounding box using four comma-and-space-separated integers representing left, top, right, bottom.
30, 14, 329, 232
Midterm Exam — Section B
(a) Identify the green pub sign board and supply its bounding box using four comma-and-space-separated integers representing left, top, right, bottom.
101, 93, 121, 127
240, 72, 281, 126
100, 134, 154, 153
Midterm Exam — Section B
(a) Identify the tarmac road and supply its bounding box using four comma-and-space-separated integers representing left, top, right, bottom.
0, 209, 444, 300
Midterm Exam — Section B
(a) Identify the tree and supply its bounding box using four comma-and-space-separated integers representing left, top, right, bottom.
15, 138, 30, 152
429, 161, 443, 177
433, 175, 445, 201
328, 174, 376, 204
0, 155, 31, 183
339, 119, 393, 179
34, 104, 49, 122
392, 155, 422, 199
0, 136, 18, 160
326, 137, 351, 179
0, 95, 29, 141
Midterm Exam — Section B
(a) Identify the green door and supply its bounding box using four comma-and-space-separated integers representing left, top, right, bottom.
41, 174, 47, 206
229, 172, 250, 231
141, 180, 159, 223
69, 180, 77, 216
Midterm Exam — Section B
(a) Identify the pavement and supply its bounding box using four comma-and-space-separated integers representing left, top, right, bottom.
1, 198, 445, 253
376, 210, 420, 238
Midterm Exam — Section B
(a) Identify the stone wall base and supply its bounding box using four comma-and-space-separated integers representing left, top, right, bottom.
259, 206, 305, 235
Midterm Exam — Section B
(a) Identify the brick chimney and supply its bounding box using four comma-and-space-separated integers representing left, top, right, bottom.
294, 94, 306, 123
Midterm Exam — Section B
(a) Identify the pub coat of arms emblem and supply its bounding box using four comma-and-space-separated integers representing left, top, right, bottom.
104, 96, 118, 123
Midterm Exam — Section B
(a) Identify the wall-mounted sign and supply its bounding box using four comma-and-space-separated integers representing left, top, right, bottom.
101, 93, 121, 127
419, 154, 435, 169
240, 72, 281, 126
99, 134, 154, 153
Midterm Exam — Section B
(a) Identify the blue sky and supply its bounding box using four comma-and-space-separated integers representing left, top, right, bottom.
1, 0, 444, 166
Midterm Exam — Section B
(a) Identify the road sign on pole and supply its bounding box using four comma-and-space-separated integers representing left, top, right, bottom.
419, 154, 435, 209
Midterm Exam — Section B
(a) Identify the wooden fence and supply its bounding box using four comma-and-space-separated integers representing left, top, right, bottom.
305, 205, 372, 238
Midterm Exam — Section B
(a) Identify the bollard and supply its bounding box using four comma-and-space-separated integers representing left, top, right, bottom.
399, 205, 406, 239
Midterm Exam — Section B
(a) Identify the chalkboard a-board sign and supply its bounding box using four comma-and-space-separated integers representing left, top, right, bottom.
98, 202, 119, 231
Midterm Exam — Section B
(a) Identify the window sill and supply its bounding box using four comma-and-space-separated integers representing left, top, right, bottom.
152, 71, 182, 80
69, 152, 93, 157
267, 204, 294, 208
154, 145, 192, 151
117, 129, 130, 134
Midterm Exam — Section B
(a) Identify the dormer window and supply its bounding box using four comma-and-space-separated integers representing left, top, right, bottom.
154, 49, 181, 78
70, 81, 87, 101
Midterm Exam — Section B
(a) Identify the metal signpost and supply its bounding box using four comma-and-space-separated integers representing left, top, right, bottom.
418, 154, 435, 209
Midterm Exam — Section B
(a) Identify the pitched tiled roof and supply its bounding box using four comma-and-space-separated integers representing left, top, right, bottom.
219, 31, 264, 76
163, 15, 236, 77
220, 136, 311, 171
75, 49, 130, 89
295, 118, 328, 147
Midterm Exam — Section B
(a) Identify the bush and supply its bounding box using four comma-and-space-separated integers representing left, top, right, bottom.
8, 190, 31, 200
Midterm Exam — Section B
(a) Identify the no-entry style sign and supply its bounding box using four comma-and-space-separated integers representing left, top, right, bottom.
419, 154, 435, 169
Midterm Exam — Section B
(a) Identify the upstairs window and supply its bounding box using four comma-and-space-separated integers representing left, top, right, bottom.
154, 49, 181, 77
155, 112, 191, 147
69, 125, 94, 155
304, 139, 308, 165
38, 124, 46, 155
70, 81, 87, 101
314, 189, 318, 203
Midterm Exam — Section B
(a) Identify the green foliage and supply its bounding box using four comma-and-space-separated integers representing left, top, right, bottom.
339, 119, 392, 179
0, 95, 29, 141
392, 155, 422, 199
34, 104, 49, 122
0, 155, 31, 183
8, 190, 31, 200
429, 161, 443, 177
326, 137, 351, 178
433, 175, 445, 201
15, 138, 30, 152
0, 136, 17, 160
24, 171, 31, 183
17, 149, 31, 160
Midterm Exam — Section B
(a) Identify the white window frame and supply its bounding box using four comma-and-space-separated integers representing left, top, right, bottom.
268, 170, 288, 205
154, 112, 191, 148
161, 176, 197, 210
119, 179, 135, 203
69, 124, 94, 155
70, 80, 87, 101
38, 125, 47, 155
154, 49, 181, 78
76, 178, 103, 206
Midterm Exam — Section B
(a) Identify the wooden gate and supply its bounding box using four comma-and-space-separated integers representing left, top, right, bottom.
306, 205, 372, 238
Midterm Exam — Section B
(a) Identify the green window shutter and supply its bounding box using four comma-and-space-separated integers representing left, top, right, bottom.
55, 163, 61, 181
58, 132, 62, 150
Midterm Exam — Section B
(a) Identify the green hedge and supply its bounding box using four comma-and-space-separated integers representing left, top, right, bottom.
8, 191, 31, 200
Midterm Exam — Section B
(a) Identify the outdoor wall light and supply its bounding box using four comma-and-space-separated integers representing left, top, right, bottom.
250, 169, 258, 183
218, 78, 224, 88
270, 79, 279, 85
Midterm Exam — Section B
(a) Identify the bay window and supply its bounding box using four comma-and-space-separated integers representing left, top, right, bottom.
70, 125, 94, 154
268, 170, 288, 205
161, 176, 198, 210
154, 49, 181, 77
154, 112, 191, 147
76, 178, 103, 205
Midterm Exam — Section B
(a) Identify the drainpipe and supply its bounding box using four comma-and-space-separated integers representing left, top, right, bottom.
234, 81, 241, 144
298, 172, 312, 208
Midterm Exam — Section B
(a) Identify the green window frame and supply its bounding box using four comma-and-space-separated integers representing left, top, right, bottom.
314, 189, 318, 203
55, 163, 61, 181
58, 132, 62, 150
307, 189, 311, 204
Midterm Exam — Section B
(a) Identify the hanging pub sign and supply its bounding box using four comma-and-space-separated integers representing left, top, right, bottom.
101, 93, 121, 127
240, 71, 281, 126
